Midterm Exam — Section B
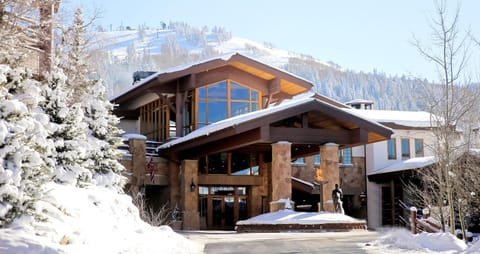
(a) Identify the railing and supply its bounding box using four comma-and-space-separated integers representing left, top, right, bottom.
146, 140, 162, 157
118, 137, 162, 158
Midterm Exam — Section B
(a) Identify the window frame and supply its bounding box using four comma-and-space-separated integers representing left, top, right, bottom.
401, 138, 410, 160
387, 138, 396, 160
195, 79, 261, 129
415, 138, 424, 157
339, 148, 352, 165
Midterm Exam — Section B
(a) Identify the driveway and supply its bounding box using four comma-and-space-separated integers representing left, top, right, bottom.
180, 230, 395, 254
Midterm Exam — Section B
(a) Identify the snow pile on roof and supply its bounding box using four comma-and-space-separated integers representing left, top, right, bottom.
370, 228, 467, 253
236, 209, 364, 225
368, 156, 436, 176
344, 108, 437, 128
0, 183, 203, 254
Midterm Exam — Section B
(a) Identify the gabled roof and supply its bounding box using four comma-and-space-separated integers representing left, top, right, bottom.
345, 109, 437, 129
112, 52, 313, 107
158, 94, 393, 156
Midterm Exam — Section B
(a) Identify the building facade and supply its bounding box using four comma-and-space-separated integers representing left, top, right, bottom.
113, 53, 392, 230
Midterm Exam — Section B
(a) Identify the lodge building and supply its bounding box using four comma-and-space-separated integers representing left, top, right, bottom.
113, 53, 393, 230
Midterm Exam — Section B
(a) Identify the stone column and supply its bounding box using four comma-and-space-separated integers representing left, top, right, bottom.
129, 138, 147, 190
316, 143, 339, 212
270, 141, 292, 212
180, 160, 200, 230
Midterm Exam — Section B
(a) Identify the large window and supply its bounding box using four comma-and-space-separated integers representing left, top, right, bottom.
387, 138, 396, 160
339, 148, 352, 165
401, 138, 410, 160
196, 80, 260, 128
199, 152, 259, 176
415, 139, 424, 157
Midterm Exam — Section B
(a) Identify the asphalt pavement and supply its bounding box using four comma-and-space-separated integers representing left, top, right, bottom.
180, 230, 399, 254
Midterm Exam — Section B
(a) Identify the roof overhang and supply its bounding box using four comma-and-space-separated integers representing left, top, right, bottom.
111, 53, 313, 113
159, 95, 393, 159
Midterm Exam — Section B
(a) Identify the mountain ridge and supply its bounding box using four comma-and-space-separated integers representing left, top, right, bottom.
89, 22, 429, 111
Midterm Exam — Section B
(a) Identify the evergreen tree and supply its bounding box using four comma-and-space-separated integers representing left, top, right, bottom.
57, 8, 126, 190
0, 65, 54, 226
40, 67, 92, 186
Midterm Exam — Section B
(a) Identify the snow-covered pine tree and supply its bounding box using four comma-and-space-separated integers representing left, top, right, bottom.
41, 65, 92, 186
0, 65, 54, 226
57, 8, 126, 190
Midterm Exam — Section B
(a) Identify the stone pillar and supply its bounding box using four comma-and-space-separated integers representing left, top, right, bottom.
180, 160, 200, 230
168, 160, 180, 209
129, 138, 147, 190
270, 141, 292, 212
316, 143, 339, 212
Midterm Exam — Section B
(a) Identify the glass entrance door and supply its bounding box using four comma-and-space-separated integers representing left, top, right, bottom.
200, 186, 248, 230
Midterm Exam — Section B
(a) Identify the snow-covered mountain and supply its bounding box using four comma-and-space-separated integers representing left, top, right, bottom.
90, 22, 430, 111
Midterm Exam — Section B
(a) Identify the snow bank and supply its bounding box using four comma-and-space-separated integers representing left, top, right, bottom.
0, 183, 203, 254
237, 209, 363, 225
371, 228, 467, 253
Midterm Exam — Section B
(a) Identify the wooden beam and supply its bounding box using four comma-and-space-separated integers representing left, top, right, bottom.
302, 113, 309, 128
269, 127, 352, 145
175, 80, 183, 137
198, 175, 263, 186
268, 78, 281, 95
179, 127, 268, 159
191, 66, 270, 93
350, 128, 369, 145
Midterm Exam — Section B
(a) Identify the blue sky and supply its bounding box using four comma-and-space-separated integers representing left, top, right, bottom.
64, 0, 480, 82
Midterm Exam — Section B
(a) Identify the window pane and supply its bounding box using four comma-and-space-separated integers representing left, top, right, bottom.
236, 187, 247, 195
231, 101, 250, 117
208, 101, 227, 122
342, 148, 352, 164
252, 102, 258, 111
199, 186, 209, 195
198, 87, 207, 99
314, 154, 321, 164
208, 81, 227, 99
293, 157, 305, 164
231, 152, 251, 175
208, 153, 228, 174
211, 186, 234, 195
199, 156, 207, 174
401, 139, 410, 160
251, 90, 259, 101
198, 100, 206, 123
388, 139, 396, 160
251, 153, 259, 175
230, 81, 250, 100
415, 139, 424, 157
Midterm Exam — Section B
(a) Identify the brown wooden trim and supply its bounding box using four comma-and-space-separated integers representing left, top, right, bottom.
112, 53, 312, 106
198, 175, 263, 186
178, 127, 268, 159
192, 66, 270, 94
269, 127, 352, 144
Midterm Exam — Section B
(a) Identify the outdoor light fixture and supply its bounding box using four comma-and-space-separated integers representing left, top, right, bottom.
190, 178, 196, 192
359, 192, 367, 207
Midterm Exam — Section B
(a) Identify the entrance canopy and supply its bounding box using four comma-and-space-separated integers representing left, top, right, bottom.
158, 94, 393, 159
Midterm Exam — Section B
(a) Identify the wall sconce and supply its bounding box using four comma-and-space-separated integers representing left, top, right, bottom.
359, 192, 367, 207
190, 178, 196, 192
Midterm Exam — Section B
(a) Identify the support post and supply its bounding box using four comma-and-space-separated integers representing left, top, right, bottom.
270, 141, 292, 212
317, 143, 339, 212
180, 159, 200, 230
410, 207, 417, 234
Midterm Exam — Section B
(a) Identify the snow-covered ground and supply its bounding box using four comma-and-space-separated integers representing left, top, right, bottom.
0, 183, 203, 254
370, 228, 474, 253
